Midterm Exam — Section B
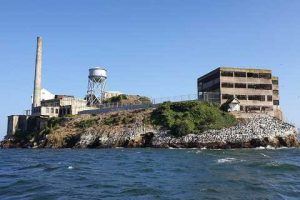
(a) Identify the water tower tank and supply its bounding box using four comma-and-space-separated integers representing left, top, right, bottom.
89, 67, 107, 83
87, 67, 108, 106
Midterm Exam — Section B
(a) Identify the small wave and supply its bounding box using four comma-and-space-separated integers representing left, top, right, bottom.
217, 158, 236, 163
217, 157, 245, 164
266, 145, 276, 150
275, 147, 289, 150
68, 166, 74, 170
255, 146, 291, 150
18, 163, 45, 170
195, 150, 202, 154
264, 162, 300, 171
260, 153, 271, 158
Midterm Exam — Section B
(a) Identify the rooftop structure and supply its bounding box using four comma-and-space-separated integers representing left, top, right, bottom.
197, 67, 282, 119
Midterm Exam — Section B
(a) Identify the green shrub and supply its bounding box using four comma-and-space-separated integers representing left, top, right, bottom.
151, 101, 237, 137
138, 96, 151, 104
75, 119, 97, 129
103, 94, 128, 103
48, 117, 64, 129
171, 120, 195, 137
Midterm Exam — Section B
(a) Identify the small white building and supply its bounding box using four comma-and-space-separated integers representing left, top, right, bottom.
32, 95, 89, 117
104, 91, 123, 99
227, 98, 241, 112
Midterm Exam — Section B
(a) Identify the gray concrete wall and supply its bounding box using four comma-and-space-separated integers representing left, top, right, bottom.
6, 115, 29, 137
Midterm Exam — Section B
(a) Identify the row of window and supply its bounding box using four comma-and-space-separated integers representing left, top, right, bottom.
240, 106, 273, 112
222, 94, 273, 101
45, 107, 72, 115
221, 82, 273, 90
221, 71, 272, 79
222, 94, 279, 105
46, 107, 59, 114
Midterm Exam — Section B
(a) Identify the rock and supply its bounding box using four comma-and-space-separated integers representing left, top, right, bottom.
150, 114, 299, 149
1, 114, 298, 149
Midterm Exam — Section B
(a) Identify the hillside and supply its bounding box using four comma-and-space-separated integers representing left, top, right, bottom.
1, 101, 298, 148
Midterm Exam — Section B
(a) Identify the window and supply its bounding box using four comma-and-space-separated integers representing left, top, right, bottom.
234, 72, 246, 77
51, 108, 54, 113
246, 106, 261, 111
272, 80, 279, 85
46, 108, 49, 113
235, 83, 246, 88
248, 84, 272, 90
273, 90, 279, 95
259, 84, 272, 90
221, 71, 233, 77
222, 94, 234, 99
236, 95, 247, 100
248, 84, 257, 89
261, 106, 273, 111
221, 82, 234, 88
247, 72, 259, 78
55, 109, 59, 114
248, 95, 265, 101
273, 100, 280, 105
259, 73, 271, 79
198, 82, 203, 89
267, 95, 273, 102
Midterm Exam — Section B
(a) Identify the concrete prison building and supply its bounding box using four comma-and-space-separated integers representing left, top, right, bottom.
31, 95, 88, 117
197, 67, 281, 119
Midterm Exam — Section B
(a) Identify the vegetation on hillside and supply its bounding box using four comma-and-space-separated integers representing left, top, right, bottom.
102, 94, 151, 105
103, 94, 128, 103
151, 101, 237, 137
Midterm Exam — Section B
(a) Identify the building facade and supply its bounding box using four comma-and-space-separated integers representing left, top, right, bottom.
32, 95, 88, 117
197, 67, 281, 118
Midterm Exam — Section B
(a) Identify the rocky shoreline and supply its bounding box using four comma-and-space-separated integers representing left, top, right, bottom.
1, 114, 298, 149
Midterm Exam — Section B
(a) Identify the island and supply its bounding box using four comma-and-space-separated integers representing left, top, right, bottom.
1, 101, 298, 149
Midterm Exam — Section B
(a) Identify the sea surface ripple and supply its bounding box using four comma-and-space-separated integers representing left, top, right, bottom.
0, 148, 300, 200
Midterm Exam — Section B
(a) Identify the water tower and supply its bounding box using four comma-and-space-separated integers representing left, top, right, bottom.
86, 67, 107, 106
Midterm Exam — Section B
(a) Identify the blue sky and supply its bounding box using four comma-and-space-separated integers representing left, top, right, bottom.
1, 0, 300, 138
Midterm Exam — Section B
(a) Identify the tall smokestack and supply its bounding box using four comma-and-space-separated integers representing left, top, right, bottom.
32, 36, 42, 108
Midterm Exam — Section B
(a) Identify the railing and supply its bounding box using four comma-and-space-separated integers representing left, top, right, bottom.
151, 94, 198, 104
79, 93, 214, 115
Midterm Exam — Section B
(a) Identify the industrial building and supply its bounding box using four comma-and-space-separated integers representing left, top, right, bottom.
197, 67, 282, 119
32, 95, 88, 117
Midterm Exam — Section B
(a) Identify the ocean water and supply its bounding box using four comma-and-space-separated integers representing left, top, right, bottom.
0, 148, 300, 200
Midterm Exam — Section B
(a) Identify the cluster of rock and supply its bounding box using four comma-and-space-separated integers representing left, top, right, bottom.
1, 114, 299, 149
152, 114, 299, 148
66, 114, 299, 149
